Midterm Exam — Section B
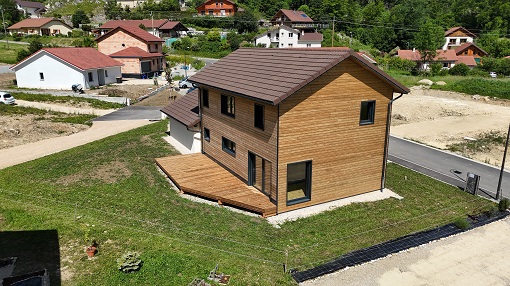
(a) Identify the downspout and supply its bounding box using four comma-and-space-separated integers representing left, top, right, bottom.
381, 93, 403, 191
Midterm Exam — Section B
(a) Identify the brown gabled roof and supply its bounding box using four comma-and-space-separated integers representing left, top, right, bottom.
189, 48, 409, 105
456, 56, 477, 67
444, 26, 477, 38
398, 49, 458, 62
98, 19, 168, 30
16, 0, 46, 10
10, 47, 123, 71
95, 25, 164, 43
159, 21, 188, 31
8, 17, 59, 29
109, 47, 163, 58
271, 9, 314, 23
161, 89, 200, 128
299, 32, 323, 42
454, 42, 488, 56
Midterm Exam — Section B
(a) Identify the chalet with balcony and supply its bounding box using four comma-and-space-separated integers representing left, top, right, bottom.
7, 18, 72, 36
15, 0, 46, 18
95, 25, 165, 78
196, 0, 242, 17
156, 48, 409, 217
254, 25, 322, 48
270, 9, 315, 31
442, 26, 477, 50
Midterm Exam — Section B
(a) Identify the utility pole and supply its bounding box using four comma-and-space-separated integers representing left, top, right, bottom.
331, 16, 335, 47
150, 11, 154, 35
496, 123, 510, 200
0, 6, 8, 49
350, 31, 353, 48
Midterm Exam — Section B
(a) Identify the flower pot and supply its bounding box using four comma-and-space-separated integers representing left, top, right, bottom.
86, 246, 97, 258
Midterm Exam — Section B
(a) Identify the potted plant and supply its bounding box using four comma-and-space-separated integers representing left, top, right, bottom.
86, 240, 98, 258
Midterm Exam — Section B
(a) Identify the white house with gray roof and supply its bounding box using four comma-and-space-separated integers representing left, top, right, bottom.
254, 25, 322, 48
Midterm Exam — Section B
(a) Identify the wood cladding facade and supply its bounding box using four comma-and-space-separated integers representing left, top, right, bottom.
199, 57, 397, 214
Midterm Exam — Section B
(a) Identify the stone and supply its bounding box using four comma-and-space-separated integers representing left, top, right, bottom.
418, 79, 433, 85
435, 81, 447, 86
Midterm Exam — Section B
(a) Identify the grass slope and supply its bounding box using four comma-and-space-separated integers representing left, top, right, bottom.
0, 121, 495, 285
12, 92, 124, 109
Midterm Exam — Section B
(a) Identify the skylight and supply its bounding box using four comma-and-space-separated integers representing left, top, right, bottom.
301, 13, 308, 18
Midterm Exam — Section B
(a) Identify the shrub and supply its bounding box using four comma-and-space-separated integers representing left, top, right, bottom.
454, 218, 471, 230
430, 62, 442, 76
449, 63, 470, 76
117, 252, 143, 273
388, 56, 416, 72
499, 198, 510, 212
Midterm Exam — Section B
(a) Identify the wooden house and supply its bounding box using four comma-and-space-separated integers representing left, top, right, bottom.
95, 25, 165, 78
454, 42, 487, 65
156, 48, 409, 216
442, 26, 477, 50
270, 9, 315, 31
196, 0, 242, 17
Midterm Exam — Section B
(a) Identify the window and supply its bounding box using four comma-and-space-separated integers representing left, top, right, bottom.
105, 70, 108, 77
449, 39, 455, 44
88, 72, 93, 82
359, 100, 375, 125
287, 161, 312, 205
202, 89, 209, 108
222, 137, 235, 155
204, 127, 210, 141
289, 33, 293, 37
267, 33, 270, 38
39, 72, 44, 81
221, 94, 235, 117
460, 39, 467, 43
306, 44, 311, 47
443, 62, 449, 68
254, 104, 264, 130
288, 43, 293, 47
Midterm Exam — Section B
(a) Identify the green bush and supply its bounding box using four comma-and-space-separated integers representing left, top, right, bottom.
430, 62, 442, 76
449, 63, 470, 76
388, 56, 416, 72
454, 218, 471, 230
499, 198, 510, 211
117, 252, 143, 273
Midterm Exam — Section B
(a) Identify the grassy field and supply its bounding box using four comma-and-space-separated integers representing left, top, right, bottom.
11, 92, 124, 109
0, 42, 28, 64
0, 121, 495, 285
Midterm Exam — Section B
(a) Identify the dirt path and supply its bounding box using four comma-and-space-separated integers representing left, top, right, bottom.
15, 100, 116, 116
391, 87, 510, 169
302, 216, 510, 286
0, 120, 153, 169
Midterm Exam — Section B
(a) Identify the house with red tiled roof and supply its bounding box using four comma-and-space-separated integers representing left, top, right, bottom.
97, 19, 188, 38
397, 49, 459, 69
155, 48, 409, 216
7, 18, 72, 36
95, 25, 165, 78
442, 26, 477, 50
454, 42, 487, 65
15, 0, 46, 18
196, 0, 242, 16
160, 89, 201, 154
9, 47, 123, 89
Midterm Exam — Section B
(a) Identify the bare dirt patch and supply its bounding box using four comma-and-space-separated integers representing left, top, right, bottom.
56, 161, 132, 185
392, 86, 510, 170
98, 84, 158, 102
0, 114, 89, 149
0, 73, 15, 88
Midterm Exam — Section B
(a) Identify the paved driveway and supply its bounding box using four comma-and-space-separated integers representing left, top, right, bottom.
93, 106, 162, 121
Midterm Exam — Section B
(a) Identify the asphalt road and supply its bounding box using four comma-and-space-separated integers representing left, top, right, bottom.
388, 136, 510, 199
93, 105, 162, 121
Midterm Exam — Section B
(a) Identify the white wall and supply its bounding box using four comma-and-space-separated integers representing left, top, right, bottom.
442, 36, 474, 50
166, 118, 201, 154
254, 28, 321, 48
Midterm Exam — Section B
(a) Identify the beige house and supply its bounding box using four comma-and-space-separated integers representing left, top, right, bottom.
7, 18, 72, 36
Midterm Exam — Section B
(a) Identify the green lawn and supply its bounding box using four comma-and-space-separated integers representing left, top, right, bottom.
0, 42, 27, 64
11, 92, 125, 109
0, 121, 495, 285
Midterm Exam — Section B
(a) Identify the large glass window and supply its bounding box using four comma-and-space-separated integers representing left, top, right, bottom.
287, 161, 312, 205
360, 100, 375, 125
221, 94, 235, 117
254, 104, 264, 130
204, 127, 210, 141
222, 137, 236, 156
202, 89, 209, 108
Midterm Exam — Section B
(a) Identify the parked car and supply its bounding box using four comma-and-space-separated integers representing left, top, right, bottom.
0, 92, 15, 105
489, 71, 497, 78
179, 77, 194, 88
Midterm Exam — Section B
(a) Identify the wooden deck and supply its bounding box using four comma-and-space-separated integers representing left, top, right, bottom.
155, 154, 277, 217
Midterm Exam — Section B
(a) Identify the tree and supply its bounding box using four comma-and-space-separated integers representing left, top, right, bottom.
233, 10, 258, 34
71, 10, 90, 28
16, 39, 42, 62
413, 20, 444, 68
104, 0, 124, 20
0, 0, 23, 26
449, 63, 470, 76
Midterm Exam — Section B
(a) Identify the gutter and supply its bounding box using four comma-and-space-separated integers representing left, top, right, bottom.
381, 93, 404, 191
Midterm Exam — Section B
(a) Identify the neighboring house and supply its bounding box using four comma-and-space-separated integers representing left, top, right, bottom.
270, 9, 315, 30
397, 49, 459, 69
117, 0, 160, 8
95, 25, 165, 78
15, 0, 46, 18
454, 42, 487, 64
166, 48, 410, 215
196, 0, 242, 17
442, 26, 476, 50
97, 19, 188, 38
10, 47, 122, 90
7, 18, 72, 36
161, 89, 201, 154
254, 25, 322, 48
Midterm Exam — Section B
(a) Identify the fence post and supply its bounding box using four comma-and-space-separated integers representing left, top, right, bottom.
283, 249, 289, 273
